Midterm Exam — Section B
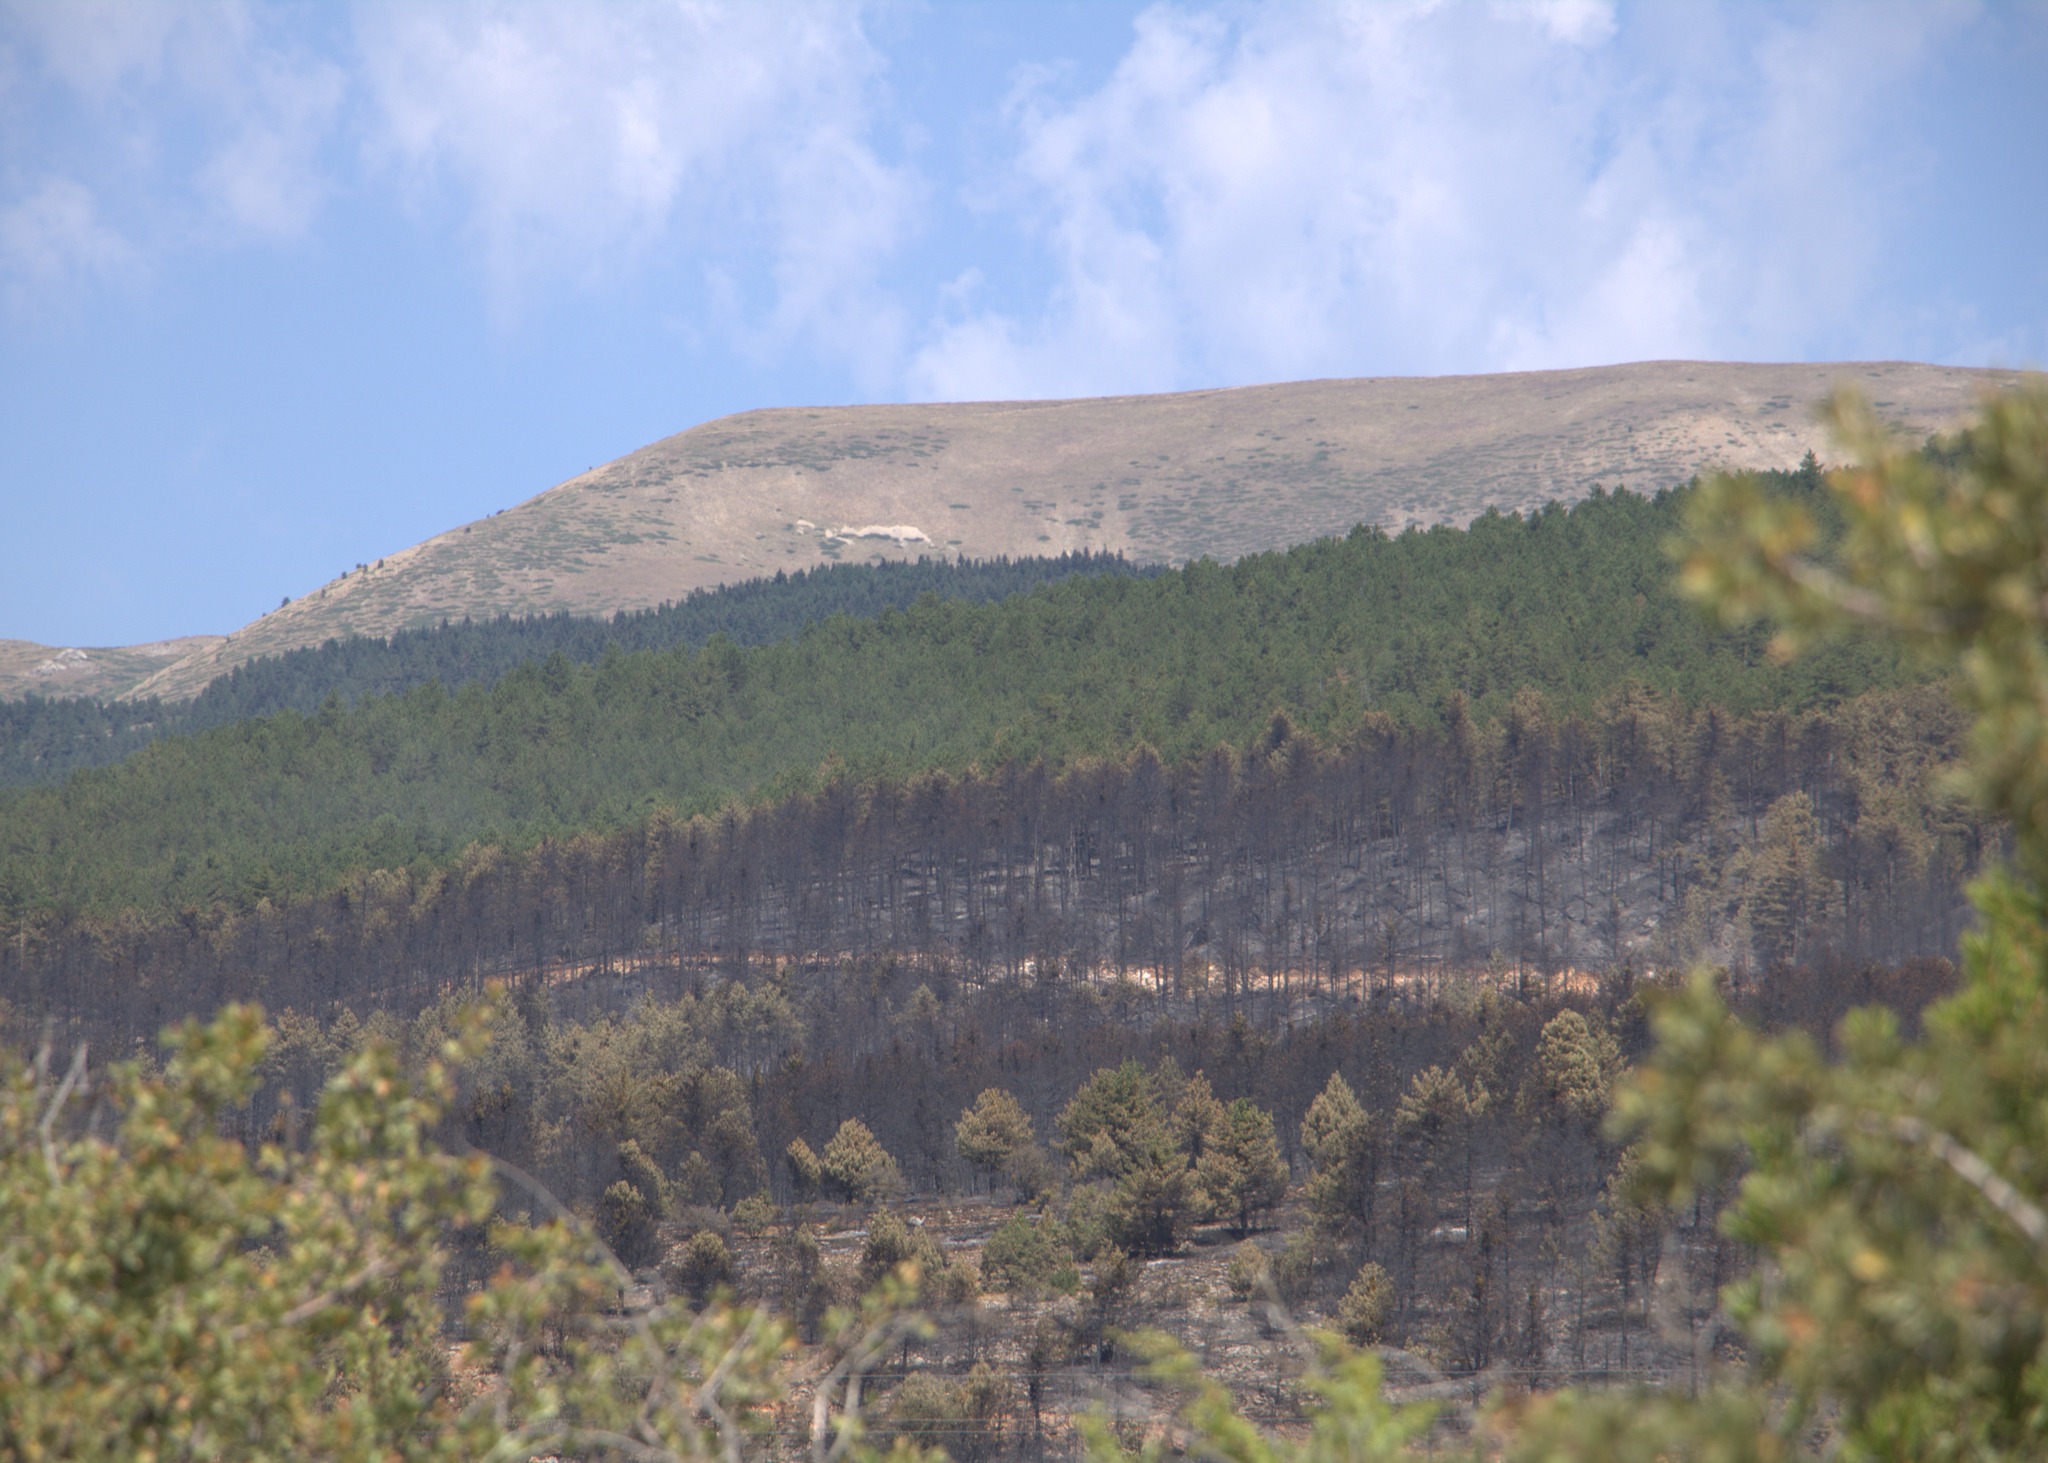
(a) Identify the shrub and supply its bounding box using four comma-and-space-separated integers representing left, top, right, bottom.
670, 1204, 731, 1259
777, 1224, 855, 1339
1005, 1140, 1058, 1200
666, 1228, 735, 1306
889, 1364, 1012, 1463
1224, 1240, 1271, 1301
616, 1138, 669, 1216
859, 1211, 924, 1286
779, 1222, 821, 1291
1337, 1262, 1393, 1345
860, 1211, 972, 1301
1089, 1245, 1138, 1313
597, 1178, 661, 1271
785, 1137, 823, 1201
1060, 1182, 1116, 1260
981, 1211, 1070, 1297
935, 1254, 982, 1306
731, 1190, 777, 1234
1270, 1229, 1334, 1306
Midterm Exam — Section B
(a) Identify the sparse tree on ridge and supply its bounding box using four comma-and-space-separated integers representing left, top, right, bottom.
820, 1117, 901, 1205
1198, 1097, 1290, 1235
1302, 1072, 1384, 1246
1056, 1060, 1165, 1180
954, 1087, 1038, 1195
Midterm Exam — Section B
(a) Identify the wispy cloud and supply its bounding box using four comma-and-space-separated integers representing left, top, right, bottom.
0, 0, 2030, 386
1, 0, 915, 374
0, 176, 139, 308
194, 41, 345, 241
908, 0, 1976, 400
353, 0, 916, 364
0, 0, 345, 317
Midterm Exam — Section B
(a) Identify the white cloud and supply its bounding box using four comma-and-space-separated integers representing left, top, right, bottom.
1515, 0, 1617, 48
755, 117, 919, 391
3, 0, 915, 366
354, 0, 916, 369
909, 0, 1973, 401
0, 0, 2023, 383
1493, 215, 1710, 370
0, 176, 138, 307
194, 48, 346, 240
0, 0, 345, 287
0, 0, 186, 98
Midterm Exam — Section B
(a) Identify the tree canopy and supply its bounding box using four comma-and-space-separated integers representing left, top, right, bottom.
0, 472, 1919, 922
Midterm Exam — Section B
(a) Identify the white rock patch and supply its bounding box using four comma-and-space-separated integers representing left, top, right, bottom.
833, 524, 930, 543
32, 648, 91, 676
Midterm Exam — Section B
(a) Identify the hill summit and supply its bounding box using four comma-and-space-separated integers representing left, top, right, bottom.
11, 360, 2017, 703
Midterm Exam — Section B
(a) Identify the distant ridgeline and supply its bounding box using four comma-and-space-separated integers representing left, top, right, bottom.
0, 551, 1154, 789
0, 463, 1939, 924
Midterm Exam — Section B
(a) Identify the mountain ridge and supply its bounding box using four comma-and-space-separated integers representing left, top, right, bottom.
6, 359, 2017, 703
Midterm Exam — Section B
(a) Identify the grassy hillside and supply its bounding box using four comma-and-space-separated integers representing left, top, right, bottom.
0, 635, 226, 703
0, 473, 1914, 920
105, 360, 2010, 701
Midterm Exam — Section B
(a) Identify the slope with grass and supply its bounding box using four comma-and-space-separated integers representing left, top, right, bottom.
0, 635, 225, 703
80, 360, 2010, 702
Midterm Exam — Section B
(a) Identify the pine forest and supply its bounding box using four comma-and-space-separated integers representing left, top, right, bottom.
10, 390, 2048, 1462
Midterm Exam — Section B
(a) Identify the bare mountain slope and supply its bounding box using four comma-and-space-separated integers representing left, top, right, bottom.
0, 636, 226, 703
42, 360, 2024, 703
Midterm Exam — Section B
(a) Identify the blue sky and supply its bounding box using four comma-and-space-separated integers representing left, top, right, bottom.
2, 0, 2044, 649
